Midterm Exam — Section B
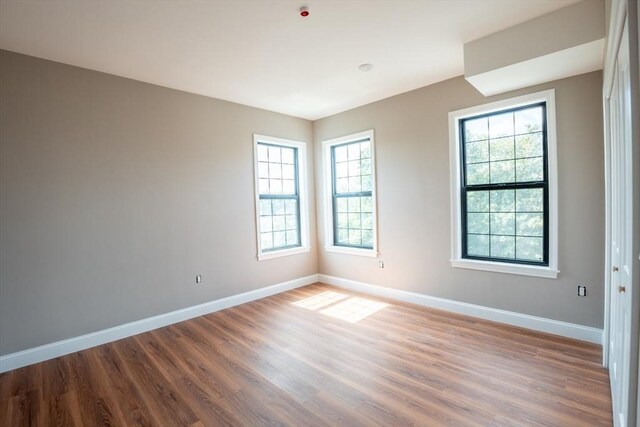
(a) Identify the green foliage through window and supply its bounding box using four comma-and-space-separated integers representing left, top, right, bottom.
461, 104, 548, 264
332, 139, 374, 249
257, 143, 301, 251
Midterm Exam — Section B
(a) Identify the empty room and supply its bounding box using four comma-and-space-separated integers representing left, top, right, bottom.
1, 0, 638, 425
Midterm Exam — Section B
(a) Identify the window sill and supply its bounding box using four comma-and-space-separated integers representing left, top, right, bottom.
257, 246, 310, 261
450, 258, 558, 279
325, 245, 378, 257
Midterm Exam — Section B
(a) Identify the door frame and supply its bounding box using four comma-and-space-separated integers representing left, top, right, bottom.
602, 0, 640, 425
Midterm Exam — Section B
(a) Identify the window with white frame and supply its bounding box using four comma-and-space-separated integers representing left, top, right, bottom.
322, 130, 378, 257
449, 90, 558, 278
253, 135, 310, 260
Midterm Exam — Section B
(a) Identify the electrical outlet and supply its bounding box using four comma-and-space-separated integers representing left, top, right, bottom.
196, 275, 202, 284
379, 261, 384, 268
577, 285, 586, 297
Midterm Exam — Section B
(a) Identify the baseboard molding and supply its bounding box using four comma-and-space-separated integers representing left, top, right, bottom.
318, 274, 603, 344
0, 274, 318, 373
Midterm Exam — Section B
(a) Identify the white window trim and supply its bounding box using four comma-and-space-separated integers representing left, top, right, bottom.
448, 89, 559, 279
322, 130, 379, 257
253, 134, 310, 261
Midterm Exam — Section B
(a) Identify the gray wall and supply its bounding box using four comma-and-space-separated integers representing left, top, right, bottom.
0, 48, 606, 356
314, 72, 605, 328
0, 50, 317, 355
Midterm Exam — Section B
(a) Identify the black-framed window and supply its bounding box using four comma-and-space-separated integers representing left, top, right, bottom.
331, 138, 374, 249
256, 142, 301, 251
460, 102, 548, 265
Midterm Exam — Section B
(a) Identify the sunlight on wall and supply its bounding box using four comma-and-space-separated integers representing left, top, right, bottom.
293, 291, 388, 323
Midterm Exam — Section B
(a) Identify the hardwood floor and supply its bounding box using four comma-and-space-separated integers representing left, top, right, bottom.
0, 283, 612, 426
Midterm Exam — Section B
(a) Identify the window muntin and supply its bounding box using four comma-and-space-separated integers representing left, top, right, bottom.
332, 139, 374, 249
255, 139, 304, 255
460, 103, 548, 265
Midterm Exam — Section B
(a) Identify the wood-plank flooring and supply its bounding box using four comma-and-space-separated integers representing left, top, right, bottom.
0, 283, 612, 426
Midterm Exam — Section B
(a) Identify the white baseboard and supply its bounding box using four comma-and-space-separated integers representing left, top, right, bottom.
318, 274, 603, 345
0, 274, 318, 373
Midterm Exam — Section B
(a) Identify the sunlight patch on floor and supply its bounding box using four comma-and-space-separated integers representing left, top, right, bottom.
292, 291, 349, 310
293, 291, 388, 323
320, 297, 388, 323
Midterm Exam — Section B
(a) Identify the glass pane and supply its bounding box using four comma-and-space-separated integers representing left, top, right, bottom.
282, 179, 295, 194
259, 199, 272, 216
467, 191, 489, 212
360, 141, 371, 158
272, 215, 285, 231
286, 230, 299, 245
489, 112, 514, 138
467, 234, 490, 256
257, 145, 269, 162
260, 216, 272, 233
516, 157, 543, 182
258, 179, 269, 194
272, 199, 285, 215
336, 198, 348, 213
464, 117, 488, 142
516, 213, 543, 236
490, 190, 515, 212
348, 176, 361, 192
261, 233, 273, 250
336, 178, 348, 193
273, 231, 286, 247
348, 160, 360, 177
285, 199, 297, 215
337, 213, 348, 229
516, 237, 543, 261
334, 191, 374, 249
361, 213, 374, 229
516, 188, 544, 212
348, 197, 360, 212
490, 160, 515, 183
467, 213, 489, 234
269, 163, 281, 179
361, 175, 372, 191
348, 143, 361, 160
515, 132, 543, 158
336, 162, 348, 178
361, 158, 372, 175
269, 179, 282, 194
361, 196, 373, 212
268, 146, 281, 163
337, 228, 349, 244
466, 162, 490, 185
489, 137, 514, 161
282, 164, 295, 179
281, 148, 295, 164
362, 229, 374, 247
515, 106, 543, 134
491, 235, 515, 258
461, 105, 547, 264
490, 213, 515, 235
348, 229, 362, 245
334, 146, 348, 162
285, 214, 297, 230
258, 162, 269, 178
348, 213, 361, 228
466, 140, 489, 164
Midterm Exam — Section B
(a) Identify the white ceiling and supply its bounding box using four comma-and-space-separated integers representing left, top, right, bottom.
0, 0, 581, 120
